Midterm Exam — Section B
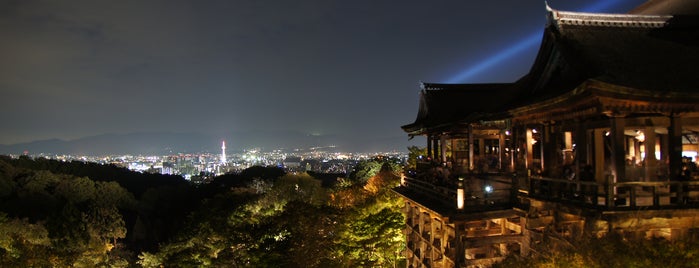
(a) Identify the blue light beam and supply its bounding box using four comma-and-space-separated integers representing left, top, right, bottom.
446, 32, 540, 83
445, 0, 640, 83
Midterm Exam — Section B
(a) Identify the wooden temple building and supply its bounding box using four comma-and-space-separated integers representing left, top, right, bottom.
395, 1, 699, 267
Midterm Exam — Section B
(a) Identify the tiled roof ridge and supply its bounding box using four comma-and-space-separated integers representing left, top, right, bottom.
546, 4, 673, 29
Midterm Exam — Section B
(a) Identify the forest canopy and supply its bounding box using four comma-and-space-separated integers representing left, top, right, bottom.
0, 155, 406, 267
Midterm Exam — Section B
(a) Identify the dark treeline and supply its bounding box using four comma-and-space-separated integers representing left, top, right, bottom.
0, 155, 406, 267
3, 155, 188, 197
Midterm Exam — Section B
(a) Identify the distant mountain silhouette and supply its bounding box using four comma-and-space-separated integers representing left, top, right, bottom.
0, 131, 416, 155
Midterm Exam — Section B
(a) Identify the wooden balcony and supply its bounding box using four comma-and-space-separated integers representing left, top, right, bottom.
396, 171, 699, 215
528, 176, 699, 210
396, 173, 517, 216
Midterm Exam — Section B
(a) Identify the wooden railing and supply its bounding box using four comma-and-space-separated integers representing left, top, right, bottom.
401, 176, 457, 209
527, 176, 699, 210
527, 176, 600, 207
401, 173, 516, 212
402, 172, 699, 212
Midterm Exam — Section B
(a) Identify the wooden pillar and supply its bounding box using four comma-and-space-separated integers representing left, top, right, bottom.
479, 137, 485, 166
427, 135, 433, 160
575, 122, 588, 179
440, 136, 448, 164
627, 137, 635, 164
469, 125, 475, 171
662, 132, 670, 178
499, 132, 506, 171
478, 137, 485, 171
634, 139, 641, 165
644, 127, 657, 181
509, 130, 516, 172
455, 223, 465, 265
449, 139, 454, 168
611, 117, 627, 183
669, 115, 683, 179
542, 123, 558, 175
433, 136, 440, 163
594, 128, 606, 184
526, 128, 534, 172
542, 125, 550, 173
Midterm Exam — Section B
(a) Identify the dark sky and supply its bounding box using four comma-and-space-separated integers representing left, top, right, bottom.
0, 0, 646, 149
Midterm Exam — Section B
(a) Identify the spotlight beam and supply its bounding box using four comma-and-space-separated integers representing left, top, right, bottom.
445, 0, 639, 83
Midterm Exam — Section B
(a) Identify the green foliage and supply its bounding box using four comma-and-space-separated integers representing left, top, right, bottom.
0, 158, 136, 266
332, 170, 406, 267
137, 190, 259, 267
349, 161, 382, 185
249, 201, 340, 267
274, 173, 328, 206
55, 176, 96, 203
243, 173, 327, 221
0, 213, 52, 266
334, 205, 405, 267
0, 157, 408, 267
240, 166, 286, 181
95, 181, 138, 209
406, 146, 427, 170
136, 252, 163, 268
0, 161, 16, 198
495, 234, 699, 268
348, 158, 403, 187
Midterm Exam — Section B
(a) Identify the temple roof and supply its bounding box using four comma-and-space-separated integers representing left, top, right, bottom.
511, 5, 699, 106
403, 2, 699, 135
509, 79, 699, 124
629, 0, 699, 15
546, 5, 699, 91
401, 83, 515, 135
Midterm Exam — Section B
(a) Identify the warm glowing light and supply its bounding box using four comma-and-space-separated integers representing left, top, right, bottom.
635, 130, 645, 142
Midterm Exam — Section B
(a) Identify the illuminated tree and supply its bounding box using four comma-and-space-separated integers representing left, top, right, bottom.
494, 233, 699, 268
137, 191, 259, 267
273, 173, 327, 205
0, 213, 52, 266
332, 169, 406, 267
334, 200, 405, 267
406, 146, 427, 170
349, 158, 403, 186
364, 168, 400, 195
349, 160, 382, 184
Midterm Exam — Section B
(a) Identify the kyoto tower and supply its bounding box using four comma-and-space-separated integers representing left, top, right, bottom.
221, 140, 227, 164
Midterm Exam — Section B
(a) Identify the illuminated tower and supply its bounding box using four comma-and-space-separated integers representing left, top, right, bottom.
221, 140, 227, 164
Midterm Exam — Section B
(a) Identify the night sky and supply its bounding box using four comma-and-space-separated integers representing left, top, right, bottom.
0, 0, 646, 151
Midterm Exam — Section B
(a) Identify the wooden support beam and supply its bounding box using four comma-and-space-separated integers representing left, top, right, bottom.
594, 129, 606, 184
611, 117, 626, 183
526, 128, 534, 171
469, 124, 475, 171
499, 132, 506, 171
669, 115, 683, 179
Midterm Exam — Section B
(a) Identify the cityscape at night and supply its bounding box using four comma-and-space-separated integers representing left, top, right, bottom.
7, 142, 407, 181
